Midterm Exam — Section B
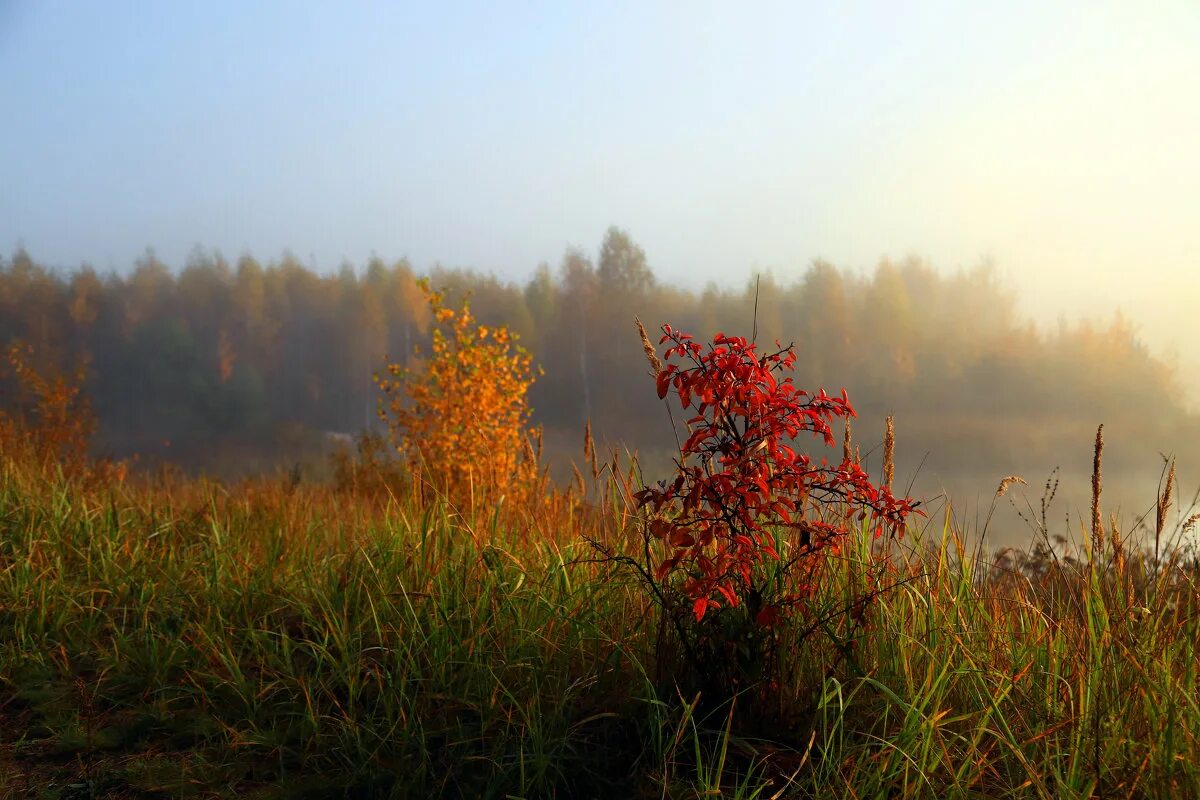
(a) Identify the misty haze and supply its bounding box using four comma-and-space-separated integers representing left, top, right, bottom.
1, 236, 1192, 547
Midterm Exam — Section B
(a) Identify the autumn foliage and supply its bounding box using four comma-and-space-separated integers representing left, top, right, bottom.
375, 279, 543, 509
0, 342, 125, 483
1, 342, 95, 475
635, 323, 921, 626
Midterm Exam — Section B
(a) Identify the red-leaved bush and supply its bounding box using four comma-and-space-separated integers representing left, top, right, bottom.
635, 324, 921, 627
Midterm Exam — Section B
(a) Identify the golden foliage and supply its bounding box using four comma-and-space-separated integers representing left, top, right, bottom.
0, 341, 125, 483
1, 341, 93, 472
375, 279, 543, 510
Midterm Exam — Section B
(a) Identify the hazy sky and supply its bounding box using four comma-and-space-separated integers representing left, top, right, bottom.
2, 1, 1198, 363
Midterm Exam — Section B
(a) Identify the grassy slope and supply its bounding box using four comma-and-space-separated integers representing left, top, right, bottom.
2, 457, 1199, 799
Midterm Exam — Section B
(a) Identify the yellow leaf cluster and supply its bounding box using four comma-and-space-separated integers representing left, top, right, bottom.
375, 279, 542, 509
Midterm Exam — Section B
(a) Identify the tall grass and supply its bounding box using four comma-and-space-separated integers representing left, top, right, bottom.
2, 448, 1200, 798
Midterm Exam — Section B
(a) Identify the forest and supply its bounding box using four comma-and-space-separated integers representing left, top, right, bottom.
0, 226, 1192, 532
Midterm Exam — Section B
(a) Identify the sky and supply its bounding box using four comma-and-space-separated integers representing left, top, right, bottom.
2, 1, 1198, 369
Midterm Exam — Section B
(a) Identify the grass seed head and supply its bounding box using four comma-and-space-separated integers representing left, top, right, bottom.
995, 475, 1027, 498
1091, 423, 1104, 555
571, 462, 586, 497
883, 416, 895, 489
635, 317, 664, 374
1157, 458, 1176, 538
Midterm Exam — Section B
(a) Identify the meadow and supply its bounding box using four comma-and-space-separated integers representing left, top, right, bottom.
3, 306, 1200, 800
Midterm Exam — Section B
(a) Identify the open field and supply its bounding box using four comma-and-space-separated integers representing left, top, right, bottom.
2, 446, 1199, 799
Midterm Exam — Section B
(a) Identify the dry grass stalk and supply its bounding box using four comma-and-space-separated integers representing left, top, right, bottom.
583, 420, 600, 479
995, 475, 1027, 498
635, 317, 664, 373
843, 418, 853, 464
1157, 459, 1176, 540
521, 435, 536, 466
883, 416, 895, 489
1183, 513, 1200, 533
571, 463, 586, 497
1110, 510, 1125, 573
1091, 424, 1104, 556
626, 460, 639, 504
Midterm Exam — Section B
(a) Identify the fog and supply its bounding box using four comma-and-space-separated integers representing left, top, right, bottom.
2, 233, 1196, 548
2, 3, 1198, 546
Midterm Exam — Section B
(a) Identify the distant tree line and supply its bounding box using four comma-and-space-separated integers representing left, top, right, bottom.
0, 227, 1192, 487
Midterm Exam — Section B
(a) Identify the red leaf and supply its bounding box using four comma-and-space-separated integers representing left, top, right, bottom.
755, 604, 781, 627
669, 530, 696, 548
693, 596, 709, 621
655, 557, 679, 580
656, 370, 671, 399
